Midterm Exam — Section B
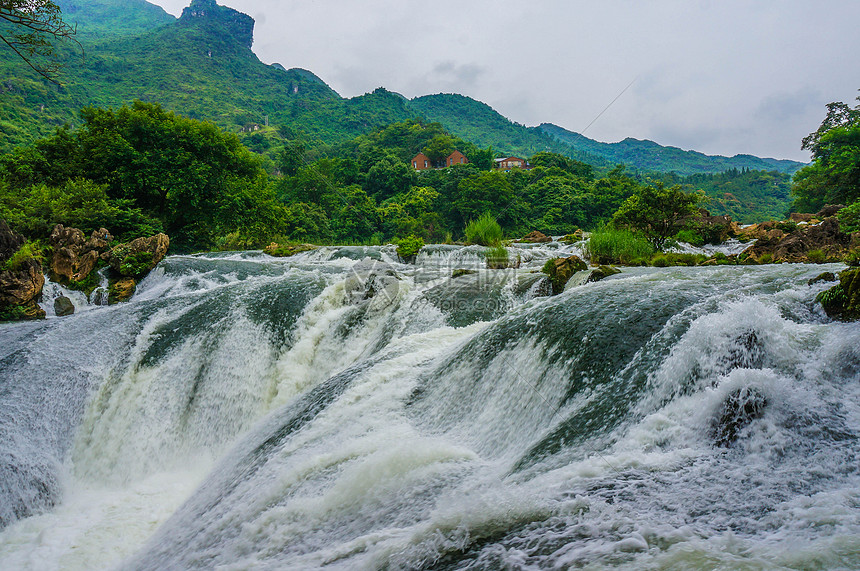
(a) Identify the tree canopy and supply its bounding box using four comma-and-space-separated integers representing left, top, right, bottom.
792, 93, 860, 212
612, 182, 702, 249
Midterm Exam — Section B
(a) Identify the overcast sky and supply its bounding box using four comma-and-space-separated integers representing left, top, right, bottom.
150, 0, 860, 162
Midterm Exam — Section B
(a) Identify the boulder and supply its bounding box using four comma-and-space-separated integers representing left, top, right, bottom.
520, 230, 551, 243
264, 242, 317, 257
0, 259, 46, 320
109, 277, 137, 304
563, 265, 622, 291
452, 269, 478, 279
808, 272, 836, 286
49, 225, 113, 284
541, 255, 588, 295
108, 233, 170, 277
712, 387, 767, 447
817, 204, 846, 218
817, 268, 860, 321
53, 295, 75, 317
0, 221, 45, 320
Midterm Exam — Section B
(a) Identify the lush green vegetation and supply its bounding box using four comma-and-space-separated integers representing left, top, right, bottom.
464, 212, 503, 246
0, 0, 803, 229
656, 168, 793, 223
612, 182, 703, 249
585, 226, 654, 265
791, 95, 860, 213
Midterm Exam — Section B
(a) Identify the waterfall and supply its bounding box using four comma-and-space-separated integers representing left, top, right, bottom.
0, 247, 858, 570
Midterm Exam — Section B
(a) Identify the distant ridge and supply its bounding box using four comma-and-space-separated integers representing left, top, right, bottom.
537, 123, 805, 176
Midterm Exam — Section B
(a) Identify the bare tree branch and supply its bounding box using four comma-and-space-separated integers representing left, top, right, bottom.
0, 0, 80, 83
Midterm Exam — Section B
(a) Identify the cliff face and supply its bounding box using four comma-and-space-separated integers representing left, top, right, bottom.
180, 0, 255, 49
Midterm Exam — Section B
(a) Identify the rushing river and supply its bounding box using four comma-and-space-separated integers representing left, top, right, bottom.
0, 242, 858, 570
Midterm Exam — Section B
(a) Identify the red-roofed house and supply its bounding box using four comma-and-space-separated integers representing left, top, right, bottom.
411, 151, 469, 170
411, 152, 431, 170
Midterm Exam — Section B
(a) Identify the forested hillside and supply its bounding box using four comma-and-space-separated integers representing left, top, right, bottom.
0, 0, 807, 228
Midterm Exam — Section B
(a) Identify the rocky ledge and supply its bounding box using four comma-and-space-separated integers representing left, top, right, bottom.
0, 220, 45, 320
0, 220, 170, 321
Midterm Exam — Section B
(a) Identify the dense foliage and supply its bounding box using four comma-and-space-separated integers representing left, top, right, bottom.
1, 101, 277, 249
791, 94, 860, 213
612, 182, 703, 249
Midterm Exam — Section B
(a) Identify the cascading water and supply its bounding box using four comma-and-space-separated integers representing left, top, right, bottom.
0, 243, 858, 570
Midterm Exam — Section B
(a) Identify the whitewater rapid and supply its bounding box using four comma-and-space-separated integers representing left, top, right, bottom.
0, 242, 858, 569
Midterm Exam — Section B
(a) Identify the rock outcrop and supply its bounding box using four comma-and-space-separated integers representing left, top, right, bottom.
817, 268, 860, 321
744, 216, 855, 263
541, 255, 588, 295
49, 225, 113, 285
108, 233, 169, 277
0, 220, 45, 320
520, 231, 551, 243
105, 233, 170, 303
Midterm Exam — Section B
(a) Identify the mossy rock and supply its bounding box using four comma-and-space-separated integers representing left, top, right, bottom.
452, 269, 477, 279
542, 255, 587, 294
263, 242, 318, 257
817, 268, 860, 320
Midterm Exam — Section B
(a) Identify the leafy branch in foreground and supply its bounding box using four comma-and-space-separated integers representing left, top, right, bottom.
0, 0, 78, 81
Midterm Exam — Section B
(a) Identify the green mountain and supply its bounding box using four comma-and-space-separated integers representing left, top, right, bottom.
408, 94, 611, 167
0, 0, 805, 188
56, 0, 175, 38
538, 123, 805, 176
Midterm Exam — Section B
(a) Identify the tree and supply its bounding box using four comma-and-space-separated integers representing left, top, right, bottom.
422, 134, 455, 164
364, 155, 416, 202
612, 182, 702, 250
0, 0, 77, 81
791, 94, 860, 212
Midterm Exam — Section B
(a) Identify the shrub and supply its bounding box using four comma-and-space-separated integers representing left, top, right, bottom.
395, 234, 424, 262
465, 212, 503, 246
651, 254, 669, 267
674, 229, 705, 247
585, 226, 654, 265
759, 253, 773, 264
838, 202, 860, 233
119, 251, 155, 277
1, 241, 43, 271
807, 249, 826, 264
485, 244, 509, 269
775, 220, 798, 234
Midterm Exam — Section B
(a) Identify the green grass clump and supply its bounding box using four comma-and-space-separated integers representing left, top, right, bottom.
485, 244, 509, 269
807, 249, 826, 264
586, 226, 654, 265
1, 242, 43, 272
652, 252, 707, 267
465, 213, 503, 246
